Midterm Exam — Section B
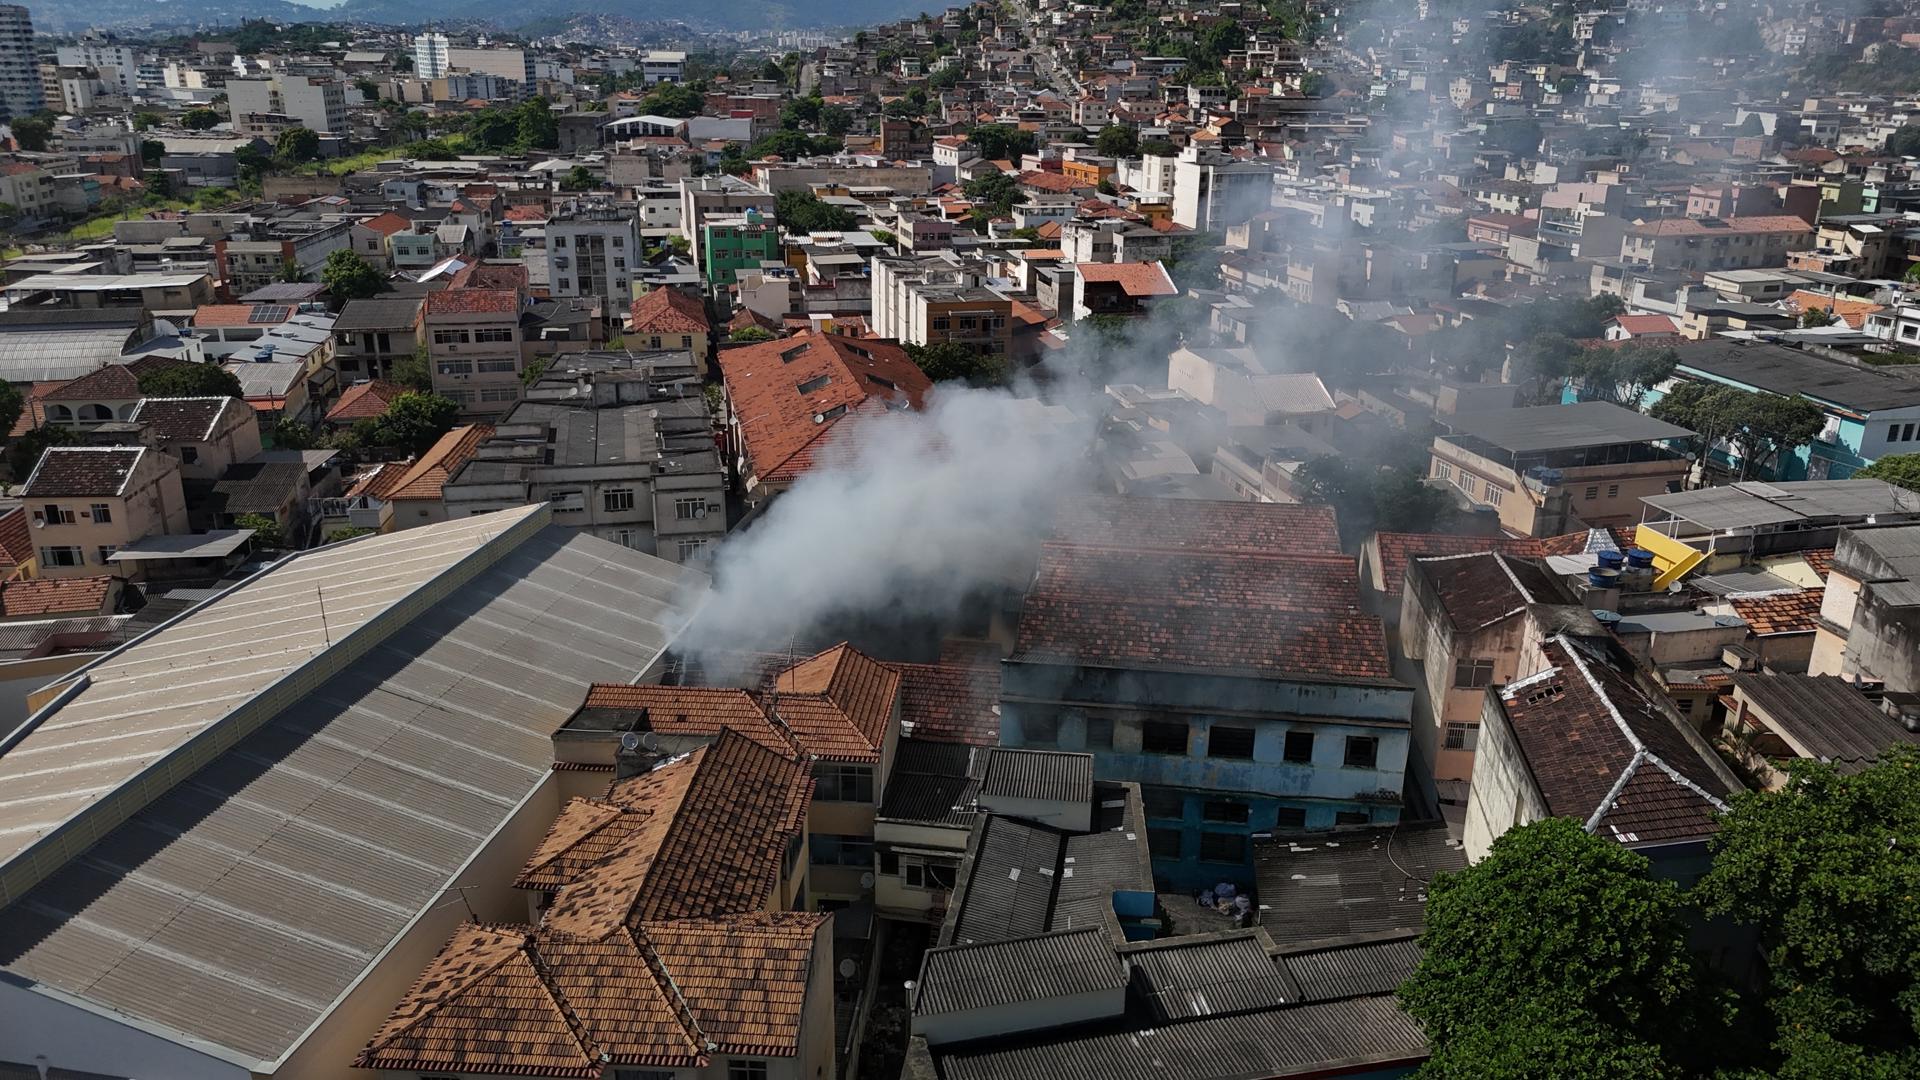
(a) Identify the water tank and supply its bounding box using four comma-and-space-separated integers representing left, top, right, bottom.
1588, 566, 1622, 588
1596, 550, 1625, 570
1624, 547, 1655, 569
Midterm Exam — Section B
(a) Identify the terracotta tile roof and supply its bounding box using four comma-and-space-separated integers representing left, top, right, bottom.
359, 210, 413, 236
42, 363, 140, 402
127, 396, 234, 443
1628, 214, 1811, 237
1017, 169, 1089, 194
0, 507, 30, 573
1802, 548, 1834, 581
346, 461, 407, 500
193, 304, 289, 328
1784, 290, 1883, 329
504, 205, 549, 223
1074, 260, 1177, 297
717, 332, 932, 486
426, 288, 520, 316
1730, 588, 1824, 636
1, 575, 112, 617
1534, 527, 1636, 557
895, 652, 1002, 746
528, 730, 811, 934
22, 447, 148, 498
1497, 637, 1735, 847
1053, 495, 1342, 556
628, 288, 709, 336
640, 913, 825, 1057
769, 642, 901, 762
573, 684, 797, 755
1607, 314, 1680, 336
450, 262, 531, 292
12, 381, 69, 437
325, 379, 405, 423
387, 423, 494, 501
1371, 532, 1544, 596
1412, 552, 1563, 632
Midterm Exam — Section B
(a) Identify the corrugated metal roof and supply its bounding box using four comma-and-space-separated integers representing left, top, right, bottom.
1276, 934, 1423, 1004
1125, 931, 1294, 1022
0, 509, 707, 1069
915, 926, 1122, 1016
1253, 824, 1463, 944
978, 747, 1093, 804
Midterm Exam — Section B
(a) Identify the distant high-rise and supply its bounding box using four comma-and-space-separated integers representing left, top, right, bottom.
0, 5, 44, 120
412, 31, 449, 79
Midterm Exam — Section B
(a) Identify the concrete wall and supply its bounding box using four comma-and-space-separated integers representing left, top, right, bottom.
1462, 690, 1549, 861
914, 986, 1125, 1046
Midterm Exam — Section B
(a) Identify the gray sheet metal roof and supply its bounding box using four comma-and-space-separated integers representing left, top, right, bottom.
1672, 339, 1920, 413
978, 747, 1094, 804
1275, 934, 1423, 1004
1642, 480, 1920, 531
877, 738, 981, 828
106, 530, 255, 561
0, 329, 135, 381
1253, 824, 1464, 944
1732, 673, 1920, 771
1444, 400, 1693, 453
915, 926, 1123, 1016
1124, 930, 1294, 1022
0, 506, 707, 1069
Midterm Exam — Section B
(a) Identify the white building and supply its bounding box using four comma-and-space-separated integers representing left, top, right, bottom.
226, 74, 348, 133
1172, 146, 1275, 232
547, 201, 641, 307
0, 5, 42, 119
55, 38, 140, 96
412, 32, 450, 79
642, 50, 687, 84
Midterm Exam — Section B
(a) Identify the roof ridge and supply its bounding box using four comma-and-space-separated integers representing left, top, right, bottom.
628, 925, 714, 1059
523, 939, 614, 1071
363, 926, 535, 1058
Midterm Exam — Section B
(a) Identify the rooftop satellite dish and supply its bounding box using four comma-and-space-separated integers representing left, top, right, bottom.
838, 958, 858, 978
640, 731, 661, 751
619, 731, 641, 752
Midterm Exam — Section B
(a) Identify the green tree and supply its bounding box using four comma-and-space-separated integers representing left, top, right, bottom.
967, 123, 1037, 161
775, 189, 857, 233
1295, 456, 1455, 544
905, 341, 1008, 386
1095, 124, 1138, 157
1694, 749, 1920, 1076
821, 105, 853, 136
277, 257, 309, 284
1402, 818, 1714, 1079
1141, 138, 1179, 157
234, 512, 284, 548
392, 345, 433, 392
729, 325, 775, 343
520, 356, 552, 387
1568, 343, 1676, 407
1856, 452, 1920, 493
780, 95, 824, 130
377, 392, 460, 453
275, 127, 320, 165
132, 111, 163, 131
749, 129, 842, 160
465, 109, 518, 151
513, 97, 558, 150
320, 248, 386, 301
560, 165, 597, 191
963, 172, 1024, 219
140, 139, 166, 167
182, 107, 222, 131
10, 114, 51, 152
638, 82, 702, 118
6, 421, 74, 479
326, 526, 374, 543
1656, 384, 1824, 481
1299, 71, 1332, 98
138, 363, 243, 398
270, 417, 319, 449
0, 379, 23, 440
1800, 305, 1837, 328
1890, 125, 1920, 158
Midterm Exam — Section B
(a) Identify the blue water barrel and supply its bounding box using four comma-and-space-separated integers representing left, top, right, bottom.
1625, 547, 1655, 569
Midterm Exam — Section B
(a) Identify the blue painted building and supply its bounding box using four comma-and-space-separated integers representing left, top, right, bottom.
1000, 496, 1414, 892
1575, 339, 1920, 481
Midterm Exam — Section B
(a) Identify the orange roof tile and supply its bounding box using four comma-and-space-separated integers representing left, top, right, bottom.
1802, 548, 1834, 581
769, 642, 900, 762
574, 685, 796, 755
387, 423, 494, 501
0, 507, 29, 573
628, 287, 709, 336
1076, 260, 1177, 297
895, 652, 1002, 745
1, 575, 111, 617
359, 210, 413, 237
193, 304, 291, 328
325, 379, 405, 423
640, 913, 824, 1058
1784, 290, 1884, 329
530, 730, 812, 935
1372, 532, 1545, 596
717, 332, 932, 487
425, 288, 519, 315
1730, 588, 1825, 636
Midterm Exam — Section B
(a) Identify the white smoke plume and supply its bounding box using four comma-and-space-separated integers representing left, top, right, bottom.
677, 381, 1096, 670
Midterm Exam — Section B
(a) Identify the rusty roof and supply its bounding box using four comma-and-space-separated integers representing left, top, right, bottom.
896, 652, 1002, 746
572, 684, 797, 755
717, 331, 932, 486
1370, 532, 1544, 596
0, 575, 112, 618
1729, 588, 1824, 636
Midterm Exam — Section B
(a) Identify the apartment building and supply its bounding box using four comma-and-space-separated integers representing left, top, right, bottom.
546, 201, 640, 312
1430, 402, 1695, 536
21, 447, 191, 578
1619, 215, 1814, 273
441, 354, 726, 564
331, 295, 423, 382
225, 74, 348, 134
215, 220, 351, 298
701, 210, 782, 286
423, 286, 526, 415
410, 32, 449, 78
870, 253, 1013, 355
0, 5, 44, 119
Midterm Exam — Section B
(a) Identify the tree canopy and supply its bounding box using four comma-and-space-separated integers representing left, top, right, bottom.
182, 107, 223, 131
275, 127, 320, 164
775, 189, 857, 234
9, 114, 51, 152
905, 341, 1008, 387
1651, 383, 1825, 481
1296, 455, 1457, 544
138, 363, 243, 399
1856, 452, 1920, 493
967, 123, 1037, 161
1402, 818, 1720, 1079
1095, 124, 1139, 157
372, 392, 460, 453
320, 249, 387, 301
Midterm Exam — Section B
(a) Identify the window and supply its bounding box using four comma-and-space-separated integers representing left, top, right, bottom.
674, 497, 708, 520
1198, 832, 1247, 864
1147, 827, 1183, 859
96, 545, 116, 565
1485, 486, 1502, 506
1202, 799, 1249, 824
680, 335, 694, 348
1907, 423, 1917, 442
1607, 483, 1620, 498
797, 374, 831, 394
558, 278, 570, 291
432, 329, 470, 345
1283, 730, 1314, 763
437, 359, 474, 375
476, 358, 517, 373
1335, 811, 1370, 826
1085, 715, 1114, 750
1141, 786, 1185, 820
813, 762, 873, 803
1454, 657, 1495, 689
473, 328, 515, 343
553, 235, 568, 248
1434, 461, 1451, 481
677, 538, 710, 561
1445, 722, 1480, 751
609, 529, 641, 549
1207, 726, 1255, 760
612, 257, 626, 269
479, 387, 519, 403
903, 859, 957, 890
1023, 714, 1058, 746
1274, 806, 1307, 829
603, 488, 636, 512
550, 490, 586, 512
1141, 719, 1188, 755
38, 546, 84, 567
180, 446, 199, 465
809, 835, 873, 867
930, 315, 950, 331
1584, 485, 1599, 499
728, 1062, 770, 1080
1344, 736, 1379, 770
